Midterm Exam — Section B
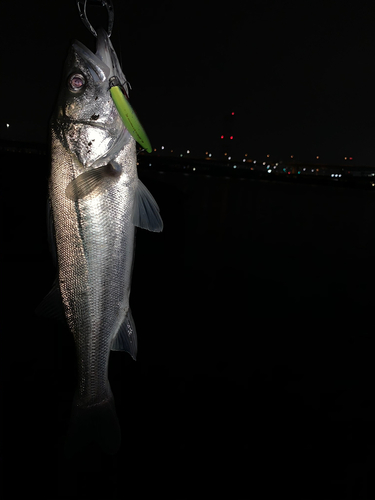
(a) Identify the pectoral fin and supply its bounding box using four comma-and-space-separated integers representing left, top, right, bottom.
132, 179, 163, 232
65, 163, 122, 201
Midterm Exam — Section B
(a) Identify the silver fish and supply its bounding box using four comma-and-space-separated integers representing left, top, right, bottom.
42, 29, 162, 455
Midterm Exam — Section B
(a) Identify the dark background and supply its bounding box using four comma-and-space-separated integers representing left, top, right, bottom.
2, 0, 375, 498
2, 149, 375, 498
2, 0, 375, 164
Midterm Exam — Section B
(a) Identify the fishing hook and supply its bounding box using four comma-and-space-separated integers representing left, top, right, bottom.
76, 0, 114, 37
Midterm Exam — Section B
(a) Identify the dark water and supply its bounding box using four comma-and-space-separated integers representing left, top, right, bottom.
3, 151, 375, 497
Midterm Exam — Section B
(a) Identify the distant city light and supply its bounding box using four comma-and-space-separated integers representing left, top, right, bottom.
6, 123, 9, 128
228, 156, 232, 160
208, 153, 212, 157
267, 154, 270, 157
161, 146, 164, 150
291, 155, 294, 159
187, 150, 190, 154
316, 156, 319, 159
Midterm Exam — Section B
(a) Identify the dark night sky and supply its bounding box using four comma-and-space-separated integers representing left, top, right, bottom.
2, 0, 375, 164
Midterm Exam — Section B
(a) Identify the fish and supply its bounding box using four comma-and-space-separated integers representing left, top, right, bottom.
39, 28, 163, 456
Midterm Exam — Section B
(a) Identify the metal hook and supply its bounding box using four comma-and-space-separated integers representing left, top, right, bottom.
76, 0, 114, 37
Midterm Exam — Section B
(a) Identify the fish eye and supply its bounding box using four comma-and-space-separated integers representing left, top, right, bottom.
68, 73, 86, 92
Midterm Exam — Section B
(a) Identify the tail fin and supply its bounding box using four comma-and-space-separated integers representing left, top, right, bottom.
64, 396, 121, 457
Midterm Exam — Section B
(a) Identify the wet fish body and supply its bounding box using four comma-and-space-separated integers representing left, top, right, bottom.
44, 29, 162, 454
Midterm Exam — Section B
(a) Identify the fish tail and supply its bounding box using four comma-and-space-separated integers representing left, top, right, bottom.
64, 395, 121, 457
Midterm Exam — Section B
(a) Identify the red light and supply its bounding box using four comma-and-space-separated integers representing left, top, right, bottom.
230, 136, 233, 140
231, 112, 235, 115
220, 135, 224, 139
349, 157, 353, 160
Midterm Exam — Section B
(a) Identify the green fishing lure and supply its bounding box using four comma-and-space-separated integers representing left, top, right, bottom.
109, 79, 152, 153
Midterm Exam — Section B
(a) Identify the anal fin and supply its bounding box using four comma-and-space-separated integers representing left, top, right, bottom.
111, 309, 137, 360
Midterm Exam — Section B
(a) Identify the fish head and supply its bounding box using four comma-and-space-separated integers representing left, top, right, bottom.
54, 29, 131, 163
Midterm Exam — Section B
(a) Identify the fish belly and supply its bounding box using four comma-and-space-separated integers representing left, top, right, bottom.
50, 131, 137, 407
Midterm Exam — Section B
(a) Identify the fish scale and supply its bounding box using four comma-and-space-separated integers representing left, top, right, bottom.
50, 136, 137, 401
40, 29, 162, 455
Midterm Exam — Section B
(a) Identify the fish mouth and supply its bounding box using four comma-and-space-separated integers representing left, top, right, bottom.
95, 28, 118, 75
69, 29, 141, 151
72, 29, 128, 92
73, 38, 110, 83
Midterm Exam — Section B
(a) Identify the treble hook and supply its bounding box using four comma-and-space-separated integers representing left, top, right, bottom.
76, 0, 114, 37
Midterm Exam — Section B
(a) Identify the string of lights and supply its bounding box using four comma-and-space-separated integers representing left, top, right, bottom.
2, 121, 357, 165
146, 145, 355, 165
